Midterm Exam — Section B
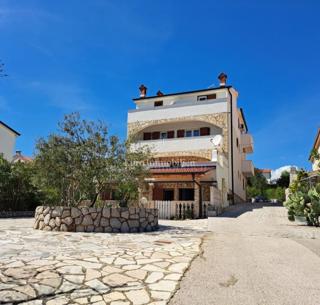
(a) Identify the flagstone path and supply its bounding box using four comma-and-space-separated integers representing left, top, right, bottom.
0, 218, 208, 305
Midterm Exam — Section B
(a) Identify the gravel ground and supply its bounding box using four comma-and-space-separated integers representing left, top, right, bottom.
170, 202, 320, 305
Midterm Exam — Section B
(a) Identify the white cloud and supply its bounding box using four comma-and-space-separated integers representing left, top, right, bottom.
271, 165, 299, 181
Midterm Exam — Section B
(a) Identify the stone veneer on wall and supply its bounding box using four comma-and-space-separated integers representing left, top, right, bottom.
34, 206, 158, 233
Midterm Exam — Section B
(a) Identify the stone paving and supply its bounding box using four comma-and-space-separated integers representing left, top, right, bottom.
0, 218, 208, 305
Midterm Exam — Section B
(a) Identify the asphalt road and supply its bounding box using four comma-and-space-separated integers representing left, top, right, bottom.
170, 202, 320, 305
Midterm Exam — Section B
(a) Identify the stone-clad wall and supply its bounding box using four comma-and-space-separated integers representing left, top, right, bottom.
34, 206, 158, 233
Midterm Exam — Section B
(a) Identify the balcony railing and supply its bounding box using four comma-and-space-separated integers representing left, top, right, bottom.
242, 160, 254, 177
241, 133, 254, 154
132, 135, 216, 154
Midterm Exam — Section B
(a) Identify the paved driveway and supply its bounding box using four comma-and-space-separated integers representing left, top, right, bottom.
0, 218, 207, 305
170, 203, 320, 305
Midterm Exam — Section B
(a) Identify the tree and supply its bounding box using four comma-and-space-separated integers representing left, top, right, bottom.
0, 155, 41, 211
34, 113, 150, 207
247, 171, 268, 198
277, 171, 290, 188
114, 140, 151, 207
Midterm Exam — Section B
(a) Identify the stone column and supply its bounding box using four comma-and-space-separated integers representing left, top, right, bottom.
210, 186, 214, 206
194, 181, 200, 218
174, 186, 179, 201
148, 183, 154, 202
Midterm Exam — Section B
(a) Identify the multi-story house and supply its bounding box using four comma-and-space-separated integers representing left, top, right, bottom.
127, 73, 254, 218
0, 121, 20, 161
309, 128, 320, 171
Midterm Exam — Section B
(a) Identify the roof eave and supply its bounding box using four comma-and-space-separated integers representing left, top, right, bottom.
132, 85, 232, 101
0, 121, 21, 136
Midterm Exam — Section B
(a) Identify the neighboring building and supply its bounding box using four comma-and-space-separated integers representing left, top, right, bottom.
12, 151, 33, 163
127, 73, 254, 217
256, 168, 272, 183
309, 128, 320, 171
0, 121, 20, 161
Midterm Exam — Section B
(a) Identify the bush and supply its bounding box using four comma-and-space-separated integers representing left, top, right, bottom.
0, 156, 42, 211
265, 187, 285, 202
284, 176, 320, 227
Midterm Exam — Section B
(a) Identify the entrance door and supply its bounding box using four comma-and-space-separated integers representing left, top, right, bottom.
163, 189, 174, 201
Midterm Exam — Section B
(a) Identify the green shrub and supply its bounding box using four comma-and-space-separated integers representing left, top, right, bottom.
284, 186, 320, 227
0, 156, 42, 211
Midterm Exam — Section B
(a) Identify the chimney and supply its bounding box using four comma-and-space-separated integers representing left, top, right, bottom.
218, 72, 227, 87
157, 90, 164, 96
139, 84, 147, 98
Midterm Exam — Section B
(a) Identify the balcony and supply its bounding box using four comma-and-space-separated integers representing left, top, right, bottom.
241, 133, 254, 154
132, 135, 216, 155
242, 160, 254, 177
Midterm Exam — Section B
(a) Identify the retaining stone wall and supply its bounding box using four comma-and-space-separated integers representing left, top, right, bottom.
34, 206, 158, 233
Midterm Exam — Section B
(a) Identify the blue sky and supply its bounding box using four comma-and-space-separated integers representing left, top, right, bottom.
0, 0, 319, 170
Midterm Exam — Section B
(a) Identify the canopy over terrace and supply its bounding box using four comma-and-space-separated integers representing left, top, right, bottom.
143, 161, 217, 218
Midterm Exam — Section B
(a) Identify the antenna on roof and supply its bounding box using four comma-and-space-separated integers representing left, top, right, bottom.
210, 135, 223, 148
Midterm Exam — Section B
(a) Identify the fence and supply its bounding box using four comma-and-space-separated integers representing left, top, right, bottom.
147, 201, 196, 220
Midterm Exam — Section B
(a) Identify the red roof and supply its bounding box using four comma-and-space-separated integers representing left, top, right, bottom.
150, 166, 214, 174
257, 169, 272, 173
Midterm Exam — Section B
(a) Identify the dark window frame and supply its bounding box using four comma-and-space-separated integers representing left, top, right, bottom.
197, 94, 216, 101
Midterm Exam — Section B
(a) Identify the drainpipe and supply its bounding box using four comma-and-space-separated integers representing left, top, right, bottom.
227, 87, 235, 205
192, 174, 202, 218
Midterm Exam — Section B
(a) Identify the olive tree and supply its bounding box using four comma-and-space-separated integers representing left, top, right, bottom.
34, 113, 150, 207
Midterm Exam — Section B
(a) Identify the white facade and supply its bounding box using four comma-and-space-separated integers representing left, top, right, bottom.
0, 122, 20, 161
128, 75, 254, 208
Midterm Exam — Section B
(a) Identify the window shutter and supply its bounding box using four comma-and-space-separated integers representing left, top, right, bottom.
153, 188, 163, 200
167, 130, 174, 138
143, 132, 151, 140
200, 127, 210, 136
151, 131, 160, 140
177, 129, 185, 138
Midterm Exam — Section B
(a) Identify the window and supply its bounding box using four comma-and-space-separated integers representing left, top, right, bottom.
177, 129, 185, 138
163, 189, 174, 201
161, 132, 167, 139
200, 127, 210, 136
143, 132, 151, 140
193, 130, 200, 137
185, 130, 192, 137
197, 94, 216, 101
167, 130, 175, 138
154, 101, 163, 107
197, 95, 207, 101
151, 131, 160, 140
179, 188, 194, 201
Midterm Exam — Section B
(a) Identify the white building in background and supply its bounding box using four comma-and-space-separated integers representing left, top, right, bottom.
0, 121, 20, 161
127, 73, 254, 217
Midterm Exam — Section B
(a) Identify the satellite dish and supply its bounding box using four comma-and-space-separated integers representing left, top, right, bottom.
210, 135, 223, 147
